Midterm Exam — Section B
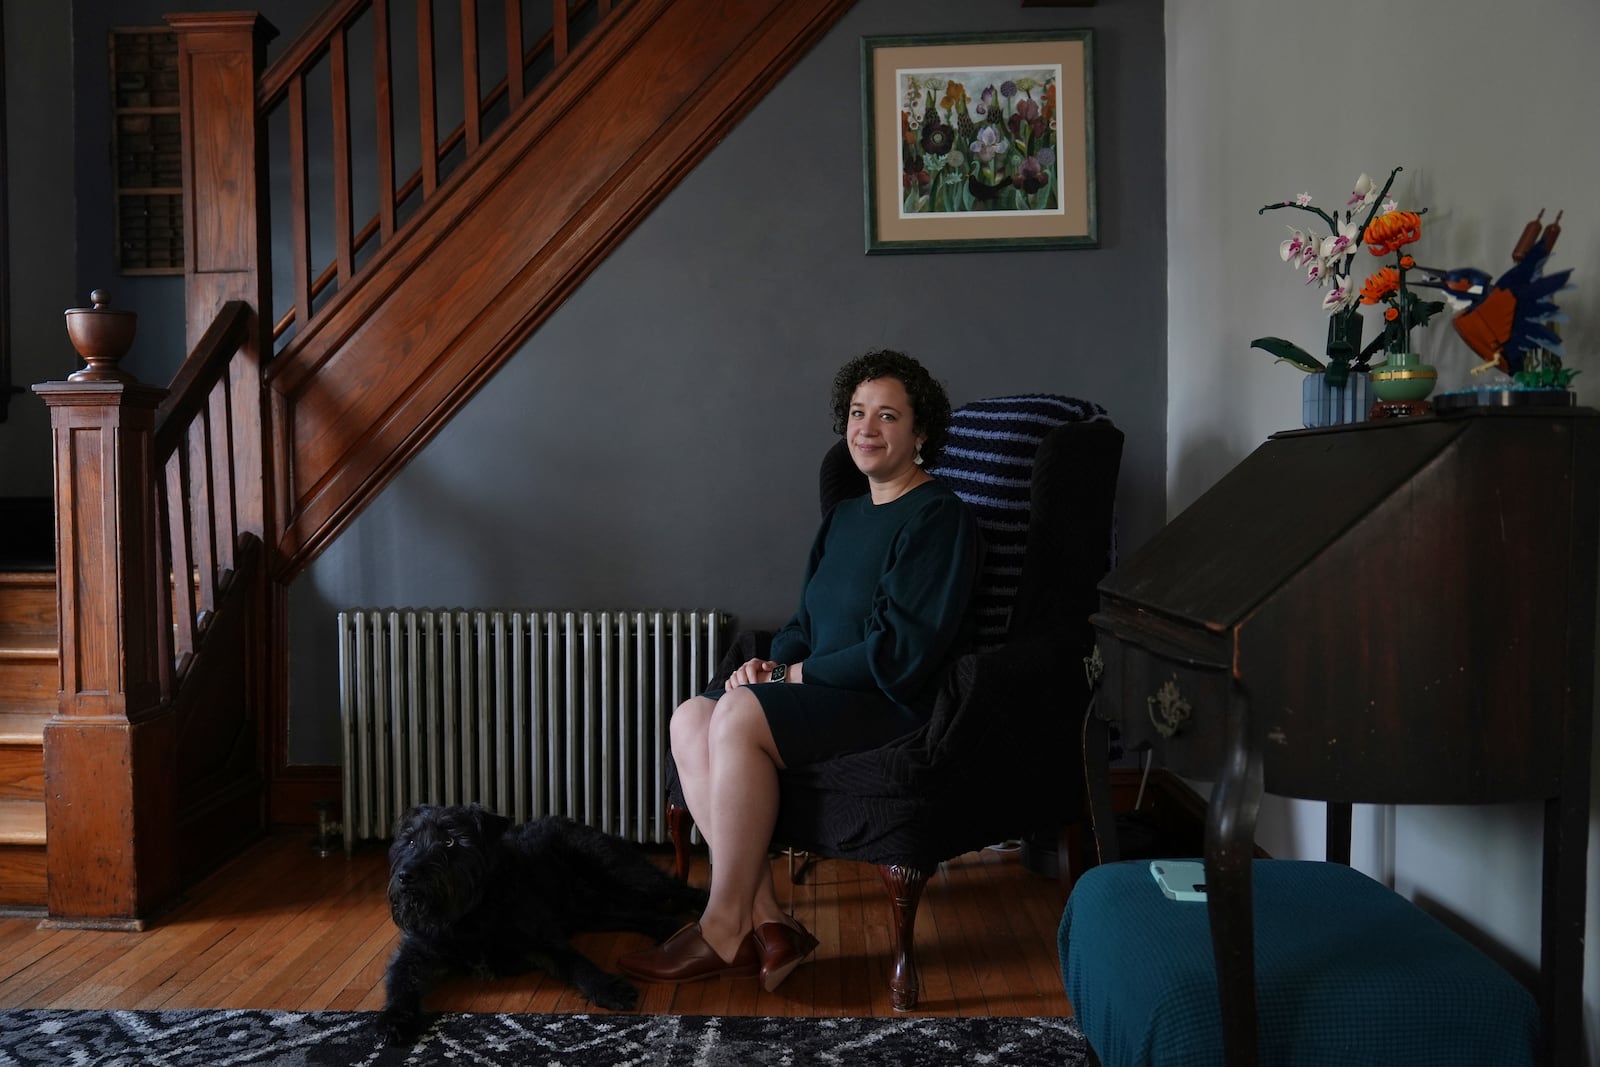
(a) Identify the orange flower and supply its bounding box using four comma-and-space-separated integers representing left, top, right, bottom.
1360, 266, 1400, 304
940, 80, 966, 110
1399, 254, 1415, 270
1384, 307, 1399, 321
1365, 210, 1423, 255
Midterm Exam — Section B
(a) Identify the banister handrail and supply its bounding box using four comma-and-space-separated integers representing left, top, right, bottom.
268, 3, 602, 340
256, 0, 371, 109
154, 300, 253, 459
255, 0, 619, 346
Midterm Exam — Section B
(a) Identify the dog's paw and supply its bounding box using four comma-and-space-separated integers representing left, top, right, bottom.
588, 973, 640, 1012
377, 1007, 426, 1046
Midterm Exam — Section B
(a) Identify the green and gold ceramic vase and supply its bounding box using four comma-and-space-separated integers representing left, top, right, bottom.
1370, 350, 1437, 404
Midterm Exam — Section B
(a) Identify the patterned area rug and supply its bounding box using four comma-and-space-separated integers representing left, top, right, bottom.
0, 1010, 1088, 1066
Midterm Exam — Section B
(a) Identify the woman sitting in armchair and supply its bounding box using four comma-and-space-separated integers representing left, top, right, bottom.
617, 349, 981, 992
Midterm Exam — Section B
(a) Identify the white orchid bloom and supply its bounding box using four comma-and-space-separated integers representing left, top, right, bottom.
1295, 192, 1313, 206
1321, 274, 1361, 311
1347, 173, 1378, 208
1305, 254, 1334, 287
1279, 227, 1310, 262
1320, 217, 1361, 263
1298, 230, 1324, 268
1381, 197, 1398, 214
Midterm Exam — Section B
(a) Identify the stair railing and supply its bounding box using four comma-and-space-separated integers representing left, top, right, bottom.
33, 295, 260, 925
252, 0, 627, 355
152, 301, 257, 690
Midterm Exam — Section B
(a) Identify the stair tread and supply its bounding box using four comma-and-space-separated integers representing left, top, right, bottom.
0, 710, 50, 745
0, 572, 55, 588
0, 800, 46, 844
0, 631, 56, 655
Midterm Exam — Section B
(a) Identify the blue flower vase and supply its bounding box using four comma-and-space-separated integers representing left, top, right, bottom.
1302, 369, 1373, 428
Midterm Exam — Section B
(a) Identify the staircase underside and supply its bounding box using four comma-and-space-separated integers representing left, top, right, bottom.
267, 0, 858, 577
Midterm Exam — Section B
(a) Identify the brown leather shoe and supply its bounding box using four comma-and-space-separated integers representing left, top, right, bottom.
616, 922, 761, 984
754, 919, 820, 992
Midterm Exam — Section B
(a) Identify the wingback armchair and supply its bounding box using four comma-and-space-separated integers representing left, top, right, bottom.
665, 394, 1123, 1010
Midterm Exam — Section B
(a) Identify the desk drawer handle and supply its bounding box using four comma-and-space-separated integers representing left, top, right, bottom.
1083, 645, 1105, 689
1148, 678, 1192, 738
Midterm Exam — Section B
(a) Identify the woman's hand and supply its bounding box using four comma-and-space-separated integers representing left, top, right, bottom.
726, 659, 777, 689
725, 659, 806, 688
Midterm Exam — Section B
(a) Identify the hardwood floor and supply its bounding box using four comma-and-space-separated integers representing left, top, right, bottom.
0, 832, 1074, 1019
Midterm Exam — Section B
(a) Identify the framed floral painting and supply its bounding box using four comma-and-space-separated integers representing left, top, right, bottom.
861, 29, 1096, 254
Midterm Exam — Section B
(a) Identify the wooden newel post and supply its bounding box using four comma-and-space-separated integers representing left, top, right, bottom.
168, 10, 275, 543
32, 292, 177, 928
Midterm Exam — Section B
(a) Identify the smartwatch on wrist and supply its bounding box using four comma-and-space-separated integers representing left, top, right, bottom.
770, 663, 788, 683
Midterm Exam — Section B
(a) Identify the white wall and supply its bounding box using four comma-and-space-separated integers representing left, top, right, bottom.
1166, 0, 1600, 1057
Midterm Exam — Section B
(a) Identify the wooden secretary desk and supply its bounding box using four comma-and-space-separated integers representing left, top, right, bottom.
1082, 407, 1598, 1066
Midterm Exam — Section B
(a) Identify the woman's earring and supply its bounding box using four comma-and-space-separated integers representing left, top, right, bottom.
914, 445, 924, 466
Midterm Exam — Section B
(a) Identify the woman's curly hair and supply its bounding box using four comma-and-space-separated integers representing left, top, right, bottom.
829, 349, 954, 465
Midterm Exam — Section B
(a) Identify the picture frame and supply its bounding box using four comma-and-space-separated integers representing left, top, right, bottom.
861, 29, 1096, 254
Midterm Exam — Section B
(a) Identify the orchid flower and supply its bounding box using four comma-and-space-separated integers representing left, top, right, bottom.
1298, 231, 1324, 269
1321, 274, 1361, 311
1347, 173, 1379, 208
1279, 227, 1310, 263
1320, 216, 1362, 263
1295, 192, 1313, 206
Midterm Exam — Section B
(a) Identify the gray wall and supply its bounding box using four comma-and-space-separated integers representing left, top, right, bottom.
0, 0, 74, 498
287, 0, 1171, 763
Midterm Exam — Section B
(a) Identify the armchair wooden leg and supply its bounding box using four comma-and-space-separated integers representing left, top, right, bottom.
878, 863, 927, 1011
666, 801, 694, 883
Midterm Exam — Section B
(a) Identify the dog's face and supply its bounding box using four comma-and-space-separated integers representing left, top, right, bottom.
387, 803, 513, 935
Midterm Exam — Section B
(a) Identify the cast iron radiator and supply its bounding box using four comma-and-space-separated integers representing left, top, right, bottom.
337, 609, 728, 852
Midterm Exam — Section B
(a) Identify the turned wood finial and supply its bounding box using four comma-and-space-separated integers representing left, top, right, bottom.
64, 289, 139, 382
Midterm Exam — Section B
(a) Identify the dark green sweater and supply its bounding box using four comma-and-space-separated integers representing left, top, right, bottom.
768, 481, 980, 709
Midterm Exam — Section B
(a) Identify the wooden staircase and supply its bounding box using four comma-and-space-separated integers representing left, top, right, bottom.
26, 0, 858, 927
0, 570, 53, 910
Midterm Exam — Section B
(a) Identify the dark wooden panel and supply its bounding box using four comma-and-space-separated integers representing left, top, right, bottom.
0, 573, 57, 635
1088, 409, 1600, 1067
0, 843, 46, 908
187, 50, 255, 275
42, 713, 178, 925
1100, 636, 1230, 777
0, 646, 54, 714
1101, 419, 1463, 630
0, 742, 44, 801
172, 538, 263, 819
1239, 415, 1585, 801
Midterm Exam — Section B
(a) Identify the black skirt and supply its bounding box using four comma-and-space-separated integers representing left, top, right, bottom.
698, 681, 925, 769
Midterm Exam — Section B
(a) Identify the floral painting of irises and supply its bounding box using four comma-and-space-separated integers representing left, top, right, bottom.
862, 31, 1095, 254
897, 66, 1062, 216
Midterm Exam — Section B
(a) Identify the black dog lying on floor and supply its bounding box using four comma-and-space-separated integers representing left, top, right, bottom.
378, 803, 707, 1044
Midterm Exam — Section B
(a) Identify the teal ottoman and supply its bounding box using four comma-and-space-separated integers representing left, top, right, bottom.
1059, 859, 1538, 1067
